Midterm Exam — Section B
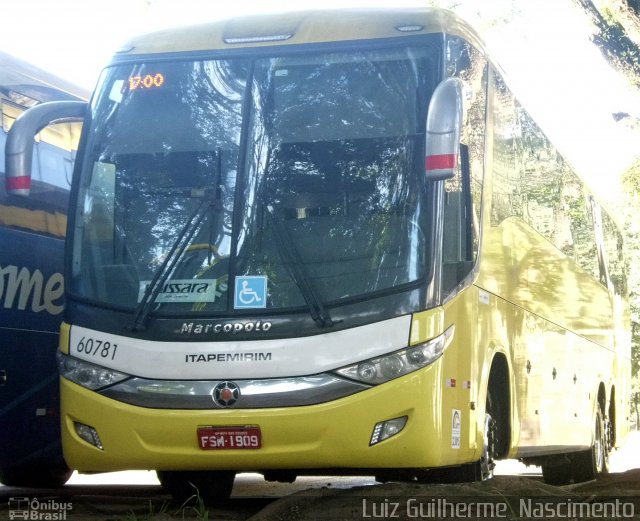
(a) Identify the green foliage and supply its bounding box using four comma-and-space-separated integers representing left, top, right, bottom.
573, 0, 640, 87
121, 500, 169, 520
177, 484, 209, 521
118, 485, 210, 520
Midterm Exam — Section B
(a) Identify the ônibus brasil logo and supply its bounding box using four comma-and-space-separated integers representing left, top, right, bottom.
8, 497, 72, 520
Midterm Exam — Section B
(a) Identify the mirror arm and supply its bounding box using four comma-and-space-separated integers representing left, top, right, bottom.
5, 100, 87, 196
425, 77, 464, 181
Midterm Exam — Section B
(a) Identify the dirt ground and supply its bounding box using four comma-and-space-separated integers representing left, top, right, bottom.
247, 471, 640, 521
2, 433, 640, 520
245, 429, 640, 521
1, 470, 639, 521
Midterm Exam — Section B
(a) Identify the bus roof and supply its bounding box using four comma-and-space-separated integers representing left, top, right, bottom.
0, 51, 89, 104
117, 8, 482, 57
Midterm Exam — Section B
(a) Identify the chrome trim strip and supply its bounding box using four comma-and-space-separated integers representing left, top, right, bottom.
100, 374, 370, 409
224, 34, 294, 44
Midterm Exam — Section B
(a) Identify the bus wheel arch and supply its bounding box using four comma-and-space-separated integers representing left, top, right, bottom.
475, 352, 511, 481
485, 353, 511, 460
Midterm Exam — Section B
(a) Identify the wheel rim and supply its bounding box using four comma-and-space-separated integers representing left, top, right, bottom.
480, 413, 495, 480
594, 415, 603, 473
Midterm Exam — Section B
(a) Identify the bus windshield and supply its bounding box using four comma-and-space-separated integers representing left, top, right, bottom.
71, 45, 436, 315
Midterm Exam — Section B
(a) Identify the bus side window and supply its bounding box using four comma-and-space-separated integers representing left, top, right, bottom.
601, 208, 627, 296
490, 73, 524, 226
441, 39, 486, 298
516, 103, 602, 285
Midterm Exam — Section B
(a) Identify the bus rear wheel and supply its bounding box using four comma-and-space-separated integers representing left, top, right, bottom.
540, 405, 610, 485
572, 406, 609, 483
157, 470, 235, 506
541, 457, 573, 485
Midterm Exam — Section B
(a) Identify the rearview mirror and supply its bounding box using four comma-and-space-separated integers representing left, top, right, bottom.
425, 77, 464, 181
5, 100, 87, 196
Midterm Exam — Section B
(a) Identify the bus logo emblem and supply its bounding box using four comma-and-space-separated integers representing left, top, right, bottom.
212, 382, 240, 407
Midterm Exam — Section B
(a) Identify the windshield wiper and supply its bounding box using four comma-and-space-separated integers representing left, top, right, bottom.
266, 205, 335, 329
129, 194, 214, 332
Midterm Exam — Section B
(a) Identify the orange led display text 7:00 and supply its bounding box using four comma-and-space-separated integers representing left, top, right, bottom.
128, 73, 165, 91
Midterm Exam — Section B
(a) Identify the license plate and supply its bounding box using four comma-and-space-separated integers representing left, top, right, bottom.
197, 426, 262, 450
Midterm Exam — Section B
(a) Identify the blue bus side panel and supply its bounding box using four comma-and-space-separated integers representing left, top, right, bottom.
0, 226, 65, 471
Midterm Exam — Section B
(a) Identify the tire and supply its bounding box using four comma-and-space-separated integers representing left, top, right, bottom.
479, 384, 504, 481
486, 382, 509, 459
416, 380, 503, 485
477, 412, 496, 480
0, 463, 72, 488
541, 457, 573, 485
157, 470, 235, 506
419, 394, 497, 483
419, 409, 496, 483
572, 406, 609, 483
416, 462, 479, 484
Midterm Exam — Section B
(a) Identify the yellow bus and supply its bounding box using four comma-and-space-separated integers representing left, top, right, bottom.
7, 7, 630, 501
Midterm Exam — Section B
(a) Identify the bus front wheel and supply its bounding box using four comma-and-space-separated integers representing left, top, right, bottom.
157, 470, 235, 506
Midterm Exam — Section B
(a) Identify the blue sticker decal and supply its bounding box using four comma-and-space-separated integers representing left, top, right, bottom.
234, 276, 267, 309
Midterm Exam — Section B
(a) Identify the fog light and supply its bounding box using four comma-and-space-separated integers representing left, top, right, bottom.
370, 416, 408, 446
74, 422, 103, 450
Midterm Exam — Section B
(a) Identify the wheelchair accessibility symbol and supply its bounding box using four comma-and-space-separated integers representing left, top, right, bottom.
234, 276, 267, 309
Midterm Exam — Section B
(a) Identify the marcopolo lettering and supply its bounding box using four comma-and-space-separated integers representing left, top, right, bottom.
181, 321, 272, 335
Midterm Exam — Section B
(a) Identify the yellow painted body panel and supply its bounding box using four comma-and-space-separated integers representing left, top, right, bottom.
61, 349, 481, 472
59, 322, 70, 354
477, 210, 631, 452
119, 8, 481, 57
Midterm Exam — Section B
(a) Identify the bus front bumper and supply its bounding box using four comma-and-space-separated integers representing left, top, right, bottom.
60, 368, 477, 472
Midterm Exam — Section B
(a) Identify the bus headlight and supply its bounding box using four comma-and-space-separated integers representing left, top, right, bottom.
334, 326, 454, 385
56, 352, 130, 390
